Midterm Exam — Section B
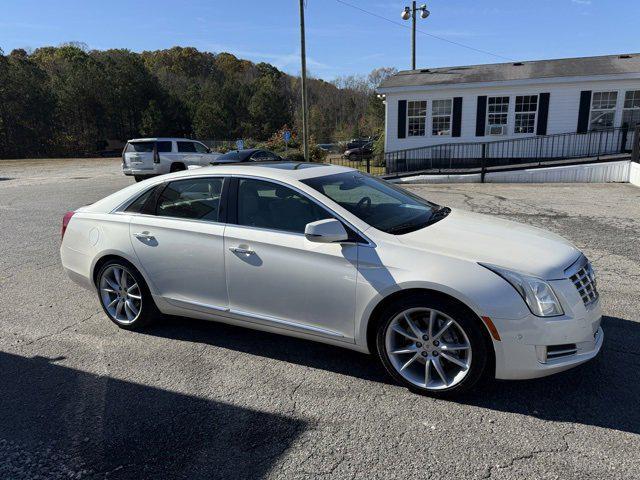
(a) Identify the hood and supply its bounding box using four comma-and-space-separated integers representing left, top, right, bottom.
397, 209, 580, 280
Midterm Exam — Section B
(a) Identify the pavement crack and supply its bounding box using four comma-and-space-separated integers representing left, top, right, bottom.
24, 310, 100, 345
482, 430, 574, 478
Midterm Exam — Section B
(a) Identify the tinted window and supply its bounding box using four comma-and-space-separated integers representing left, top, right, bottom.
215, 151, 241, 161
125, 187, 155, 213
250, 151, 266, 160
260, 150, 280, 161
157, 178, 224, 221
126, 141, 154, 153
237, 179, 330, 233
157, 141, 172, 153
194, 142, 209, 154
302, 172, 438, 234
177, 141, 197, 153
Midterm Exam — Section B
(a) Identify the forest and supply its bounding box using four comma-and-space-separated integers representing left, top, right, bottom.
0, 43, 395, 159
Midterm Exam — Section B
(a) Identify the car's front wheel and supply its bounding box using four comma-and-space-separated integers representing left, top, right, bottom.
376, 295, 489, 396
97, 260, 158, 330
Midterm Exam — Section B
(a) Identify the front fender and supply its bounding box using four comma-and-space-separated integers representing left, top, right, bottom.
354, 245, 529, 351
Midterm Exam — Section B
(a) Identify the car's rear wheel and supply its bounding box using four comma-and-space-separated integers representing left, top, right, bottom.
97, 261, 158, 330
133, 175, 145, 182
375, 295, 488, 396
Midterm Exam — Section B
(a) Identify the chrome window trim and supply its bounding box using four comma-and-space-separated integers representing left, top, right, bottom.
111, 173, 375, 247
231, 174, 376, 247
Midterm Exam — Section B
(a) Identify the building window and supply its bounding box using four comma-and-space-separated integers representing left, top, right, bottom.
589, 91, 617, 130
514, 95, 538, 134
407, 100, 427, 136
487, 96, 509, 133
622, 90, 640, 129
432, 99, 452, 136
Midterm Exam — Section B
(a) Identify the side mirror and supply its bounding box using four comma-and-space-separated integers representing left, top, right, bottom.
305, 219, 349, 243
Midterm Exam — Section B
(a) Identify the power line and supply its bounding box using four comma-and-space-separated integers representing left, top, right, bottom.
335, 0, 514, 62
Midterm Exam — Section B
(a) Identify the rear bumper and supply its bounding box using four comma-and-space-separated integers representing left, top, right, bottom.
123, 165, 161, 176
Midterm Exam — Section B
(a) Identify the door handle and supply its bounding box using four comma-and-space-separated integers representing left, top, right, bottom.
133, 231, 155, 240
229, 246, 254, 256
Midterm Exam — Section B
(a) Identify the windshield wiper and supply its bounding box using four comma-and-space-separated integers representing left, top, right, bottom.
386, 206, 451, 235
427, 206, 451, 224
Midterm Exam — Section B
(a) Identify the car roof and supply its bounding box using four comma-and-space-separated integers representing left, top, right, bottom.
127, 137, 203, 142
167, 162, 357, 181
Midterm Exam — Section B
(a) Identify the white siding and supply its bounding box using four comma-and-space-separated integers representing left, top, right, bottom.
384, 78, 640, 152
391, 160, 635, 184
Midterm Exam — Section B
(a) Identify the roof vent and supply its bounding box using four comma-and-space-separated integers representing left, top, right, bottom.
619, 54, 632, 59
420, 68, 431, 73
513, 62, 524, 66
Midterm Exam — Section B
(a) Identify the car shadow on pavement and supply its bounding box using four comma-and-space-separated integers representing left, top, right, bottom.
148, 314, 640, 435
147, 314, 394, 386
0, 351, 307, 480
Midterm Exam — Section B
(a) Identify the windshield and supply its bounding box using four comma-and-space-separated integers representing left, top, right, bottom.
215, 150, 253, 161
302, 172, 441, 234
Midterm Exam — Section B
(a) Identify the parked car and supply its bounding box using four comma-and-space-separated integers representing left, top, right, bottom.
211, 148, 283, 165
316, 143, 341, 153
122, 138, 221, 182
343, 142, 373, 160
346, 138, 370, 150
60, 163, 602, 396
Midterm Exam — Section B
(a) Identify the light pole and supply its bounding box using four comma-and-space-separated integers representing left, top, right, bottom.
401, 2, 430, 70
299, 0, 309, 161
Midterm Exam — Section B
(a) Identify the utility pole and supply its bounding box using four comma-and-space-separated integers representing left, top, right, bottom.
299, 0, 309, 161
411, 1, 416, 70
401, 3, 430, 70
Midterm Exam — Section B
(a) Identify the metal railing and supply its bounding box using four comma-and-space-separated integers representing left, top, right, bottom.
385, 127, 635, 177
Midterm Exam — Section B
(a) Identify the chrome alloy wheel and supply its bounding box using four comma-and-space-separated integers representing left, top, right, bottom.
99, 265, 142, 325
385, 307, 472, 390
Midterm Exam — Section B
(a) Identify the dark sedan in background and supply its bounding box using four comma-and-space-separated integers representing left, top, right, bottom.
211, 148, 283, 165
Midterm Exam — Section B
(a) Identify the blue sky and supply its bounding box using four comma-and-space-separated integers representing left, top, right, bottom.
2, 0, 638, 80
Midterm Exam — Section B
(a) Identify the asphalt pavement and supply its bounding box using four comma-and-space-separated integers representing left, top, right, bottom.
1, 158, 639, 479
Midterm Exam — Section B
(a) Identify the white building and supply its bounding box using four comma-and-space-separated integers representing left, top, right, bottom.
378, 54, 640, 155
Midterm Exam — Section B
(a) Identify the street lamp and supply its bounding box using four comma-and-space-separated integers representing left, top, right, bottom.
401, 2, 430, 70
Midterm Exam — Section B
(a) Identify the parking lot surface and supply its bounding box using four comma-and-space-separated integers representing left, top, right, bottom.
1, 158, 639, 479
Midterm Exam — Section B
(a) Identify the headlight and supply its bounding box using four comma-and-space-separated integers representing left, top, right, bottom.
480, 264, 564, 317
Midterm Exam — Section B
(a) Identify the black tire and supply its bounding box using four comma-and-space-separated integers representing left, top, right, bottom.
375, 294, 489, 397
134, 175, 145, 182
170, 162, 186, 173
96, 259, 159, 330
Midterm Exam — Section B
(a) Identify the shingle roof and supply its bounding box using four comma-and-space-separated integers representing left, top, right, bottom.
378, 54, 640, 90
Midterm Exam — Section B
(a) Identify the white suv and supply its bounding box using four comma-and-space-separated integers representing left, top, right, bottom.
122, 138, 221, 182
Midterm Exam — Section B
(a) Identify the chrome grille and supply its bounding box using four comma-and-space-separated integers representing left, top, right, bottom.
570, 262, 599, 306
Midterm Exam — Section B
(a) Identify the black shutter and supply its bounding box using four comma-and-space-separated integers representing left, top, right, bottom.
577, 90, 592, 133
452, 97, 463, 137
476, 96, 487, 136
536, 93, 550, 135
397, 100, 407, 139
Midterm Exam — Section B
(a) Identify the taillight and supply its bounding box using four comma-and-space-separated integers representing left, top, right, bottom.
61, 211, 75, 241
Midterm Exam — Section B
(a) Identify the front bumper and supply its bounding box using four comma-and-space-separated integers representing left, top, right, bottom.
491, 277, 603, 380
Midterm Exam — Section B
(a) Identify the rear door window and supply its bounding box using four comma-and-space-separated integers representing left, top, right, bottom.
177, 141, 197, 153
126, 142, 154, 153
125, 186, 157, 214
157, 178, 224, 222
156, 141, 172, 153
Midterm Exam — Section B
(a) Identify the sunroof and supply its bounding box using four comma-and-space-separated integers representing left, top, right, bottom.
250, 162, 325, 170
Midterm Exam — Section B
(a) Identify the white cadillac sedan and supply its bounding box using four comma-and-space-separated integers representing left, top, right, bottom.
60, 163, 603, 395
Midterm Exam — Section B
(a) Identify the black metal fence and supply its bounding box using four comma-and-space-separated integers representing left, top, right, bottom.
385, 127, 635, 177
